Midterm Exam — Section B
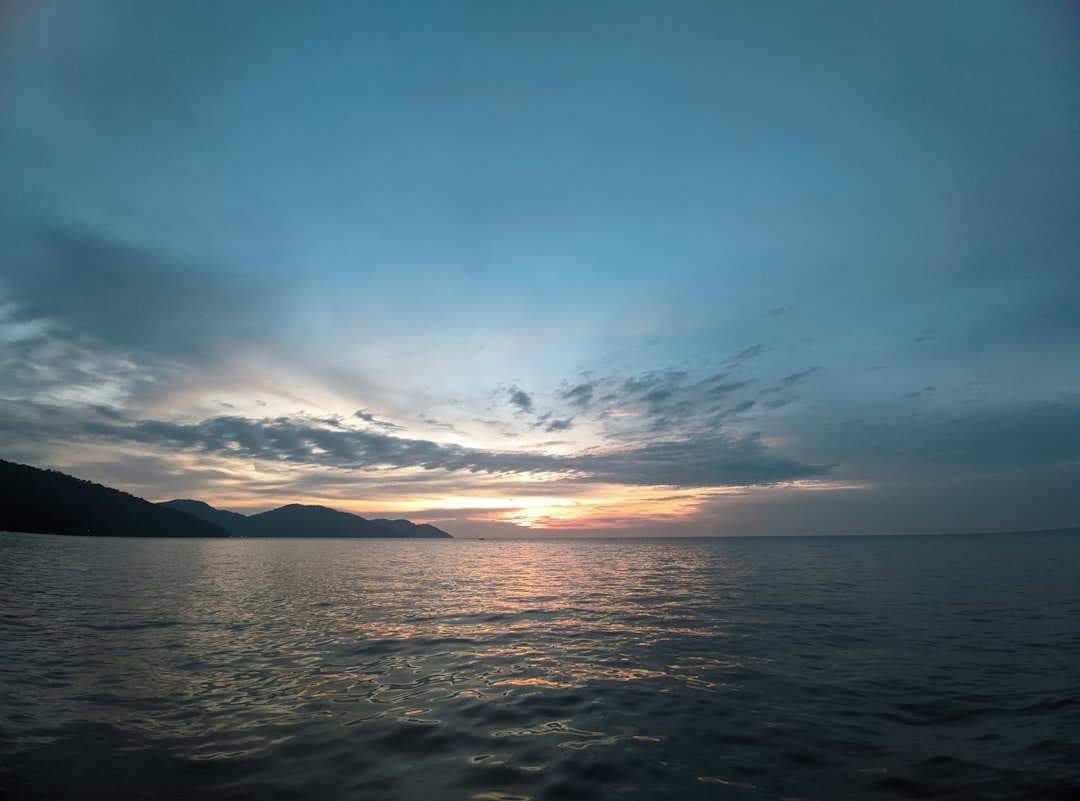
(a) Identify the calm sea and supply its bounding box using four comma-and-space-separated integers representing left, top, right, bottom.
1, 531, 1078, 801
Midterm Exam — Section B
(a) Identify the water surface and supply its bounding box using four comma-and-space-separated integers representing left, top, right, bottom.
1, 532, 1078, 800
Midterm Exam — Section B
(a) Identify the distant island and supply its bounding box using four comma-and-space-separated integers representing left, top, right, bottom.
160, 499, 453, 539
0, 460, 452, 539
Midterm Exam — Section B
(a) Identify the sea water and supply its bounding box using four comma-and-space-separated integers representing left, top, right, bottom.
0, 531, 1077, 800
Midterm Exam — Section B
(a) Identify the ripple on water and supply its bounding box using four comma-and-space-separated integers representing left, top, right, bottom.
2, 533, 1079, 801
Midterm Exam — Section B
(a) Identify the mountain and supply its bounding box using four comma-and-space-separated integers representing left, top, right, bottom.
160, 499, 255, 537
0, 460, 228, 538
367, 517, 457, 539
160, 500, 453, 538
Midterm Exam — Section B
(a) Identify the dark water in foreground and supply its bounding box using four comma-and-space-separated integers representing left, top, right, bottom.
1, 532, 1078, 801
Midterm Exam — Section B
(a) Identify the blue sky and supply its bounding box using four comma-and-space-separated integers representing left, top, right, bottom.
1, 0, 1077, 536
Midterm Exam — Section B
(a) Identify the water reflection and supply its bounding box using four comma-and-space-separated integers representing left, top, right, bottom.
3, 532, 1078, 801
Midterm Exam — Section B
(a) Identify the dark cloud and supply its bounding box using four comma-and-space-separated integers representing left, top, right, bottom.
575, 435, 832, 488
779, 367, 819, 386
4, 223, 267, 360
354, 410, 405, 430
602, 369, 758, 433
542, 417, 574, 433
725, 344, 767, 365
558, 381, 596, 409
508, 387, 533, 413
705, 377, 750, 397
623, 370, 688, 402
113, 414, 460, 472
756, 367, 819, 402
724, 400, 756, 417
12, 403, 830, 490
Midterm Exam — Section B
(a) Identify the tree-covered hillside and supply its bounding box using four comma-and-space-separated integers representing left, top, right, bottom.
0, 460, 227, 538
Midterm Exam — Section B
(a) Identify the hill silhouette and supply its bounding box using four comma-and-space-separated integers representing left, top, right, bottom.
0, 460, 227, 538
159, 499, 253, 536
161, 499, 453, 538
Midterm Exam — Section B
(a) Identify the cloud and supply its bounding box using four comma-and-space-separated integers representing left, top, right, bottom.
594, 369, 756, 434
0, 311, 146, 407
8, 403, 830, 490
778, 367, 819, 386
725, 344, 767, 365
757, 367, 819, 402
508, 387, 533, 413
543, 418, 574, 433
3, 223, 267, 361
531, 412, 575, 433
354, 410, 405, 430
575, 435, 832, 488
558, 381, 596, 409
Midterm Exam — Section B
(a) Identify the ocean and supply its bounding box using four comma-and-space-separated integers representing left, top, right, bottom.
1, 531, 1077, 800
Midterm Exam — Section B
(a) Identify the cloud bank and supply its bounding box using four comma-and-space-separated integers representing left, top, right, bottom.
14, 405, 830, 490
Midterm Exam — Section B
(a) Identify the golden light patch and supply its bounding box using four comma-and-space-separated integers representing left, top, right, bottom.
486, 486, 713, 530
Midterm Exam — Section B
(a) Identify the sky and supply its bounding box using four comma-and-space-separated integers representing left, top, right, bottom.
1, 0, 1078, 537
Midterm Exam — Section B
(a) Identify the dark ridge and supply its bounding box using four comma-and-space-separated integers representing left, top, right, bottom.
370, 518, 455, 539
160, 500, 453, 539
161, 498, 254, 537
0, 460, 228, 538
